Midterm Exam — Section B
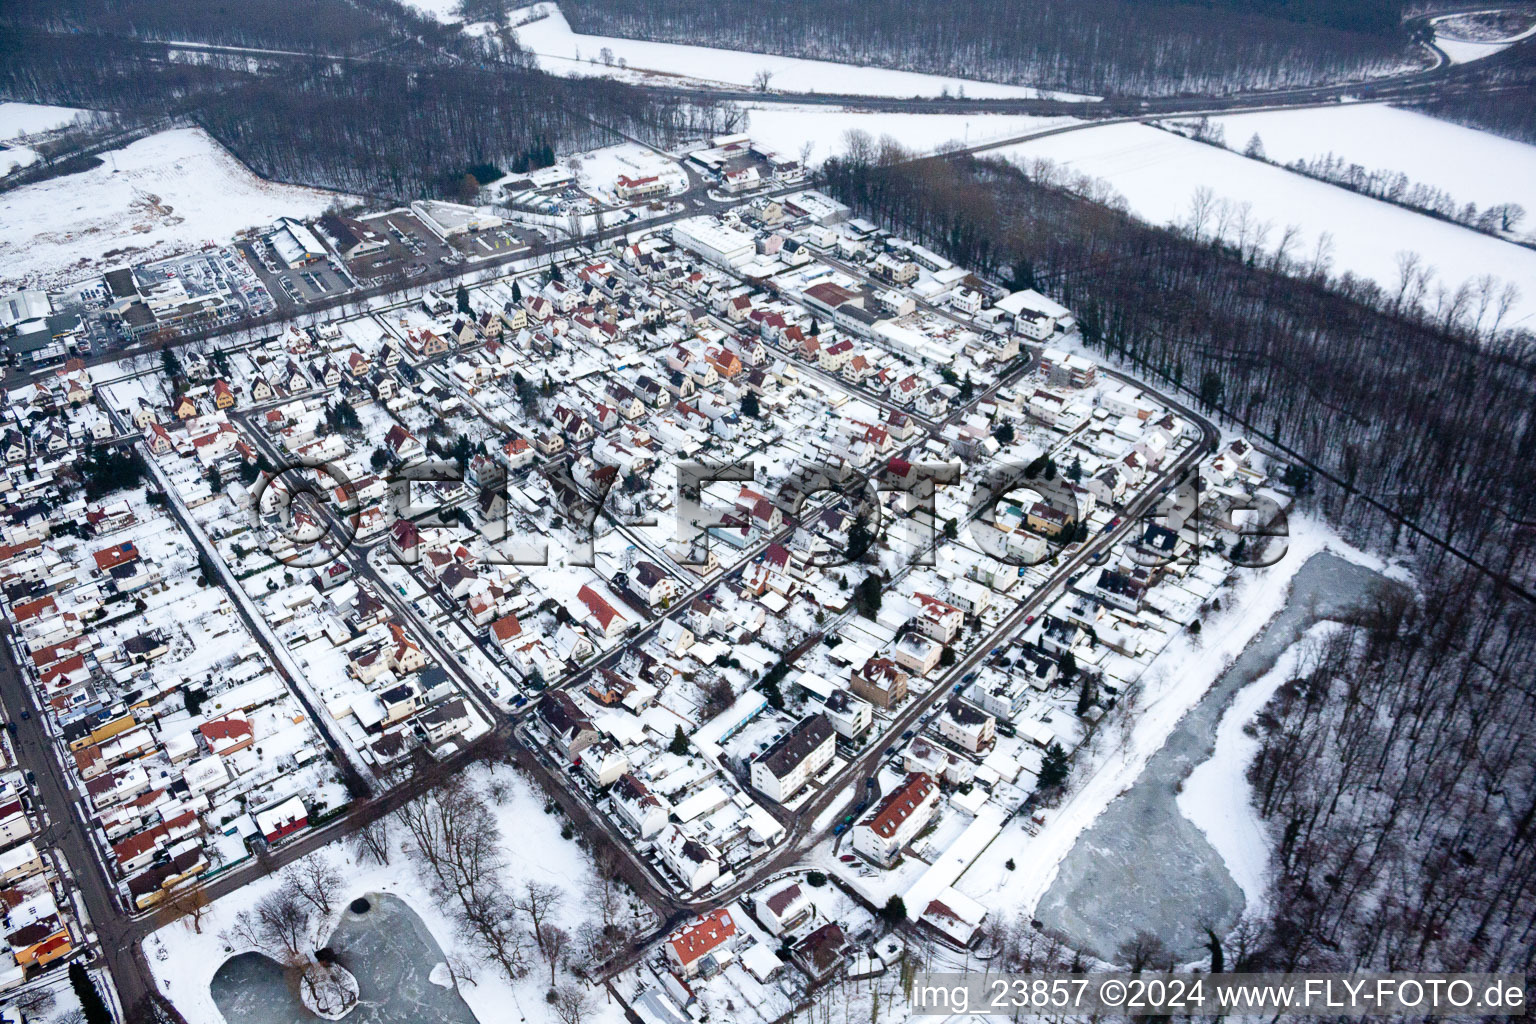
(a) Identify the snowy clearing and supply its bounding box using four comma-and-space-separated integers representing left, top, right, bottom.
742, 104, 1077, 168
0, 127, 351, 291
1209, 103, 1536, 219
1176, 621, 1344, 915
399, 0, 464, 23
997, 121, 1536, 331
0, 101, 91, 141
511, 3, 1094, 101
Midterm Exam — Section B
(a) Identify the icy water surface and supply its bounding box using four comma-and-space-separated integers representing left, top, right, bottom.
1035, 552, 1395, 961
211, 892, 478, 1023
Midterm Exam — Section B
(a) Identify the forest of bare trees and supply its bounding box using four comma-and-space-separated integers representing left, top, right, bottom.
1244, 578, 1536, 973
1, 0, 438, 56
0, 27, 732, 198
822, 141, 1536, 974
1412, 63, 1536, 146
565, 0, 1417, 97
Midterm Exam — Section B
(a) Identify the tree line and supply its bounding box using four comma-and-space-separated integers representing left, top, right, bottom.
564, 0, 1416, 97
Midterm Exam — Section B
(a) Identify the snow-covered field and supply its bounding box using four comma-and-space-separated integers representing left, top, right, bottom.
742, 104, 1076, 167
1209, 103, 1536, 219
511, 3, 1093, 101
0, 101, 93, 176
0, 102, 90, 140
0, 127, 351, 291
998, 121, 1536, 332
399, 0, 464, 23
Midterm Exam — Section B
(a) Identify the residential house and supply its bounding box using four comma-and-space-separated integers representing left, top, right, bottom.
750, 714, 835, 803
666, 909, 736, 978
852, 771, 938, 867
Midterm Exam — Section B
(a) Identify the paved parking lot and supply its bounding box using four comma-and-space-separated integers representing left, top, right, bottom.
450, 223, 542, 259
239, 240, 350, 310
346, 211, 457, 286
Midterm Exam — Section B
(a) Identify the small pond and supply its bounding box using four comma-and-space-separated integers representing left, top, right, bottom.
211, 893, 479, 1024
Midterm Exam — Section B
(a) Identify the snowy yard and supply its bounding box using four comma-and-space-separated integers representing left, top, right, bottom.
0, 127, 351, 290
997, 121, 1536, 333
1207, 103, 1536, 225
511, 3, 1093, 101
566, 142, 688, 204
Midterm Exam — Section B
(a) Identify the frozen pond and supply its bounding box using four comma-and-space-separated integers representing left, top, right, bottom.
210, 893, 479, 1024
1035, 552, 1394, 962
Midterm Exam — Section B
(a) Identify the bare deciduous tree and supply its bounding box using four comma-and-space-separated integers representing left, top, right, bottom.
552, 983, 595, 1024
284, 855, 342, 919
539, 923, 570, 989
353, 816, 392, 866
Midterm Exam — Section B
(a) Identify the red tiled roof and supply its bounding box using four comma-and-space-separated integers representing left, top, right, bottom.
668, 909, 736, 965
861, 772, 935, 838
578, 584, 624, 631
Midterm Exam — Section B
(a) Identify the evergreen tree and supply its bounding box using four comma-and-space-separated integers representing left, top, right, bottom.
161, 347, 183, 384
846, 513, 874, 562
456, 283, 471, 314
881, 895, 908, 924
669, 725, 689, 755
1075, 671, 1097, 716
741, 391, 761, 418
1039, 742, 1071, 790
70, 961, 112, 1024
